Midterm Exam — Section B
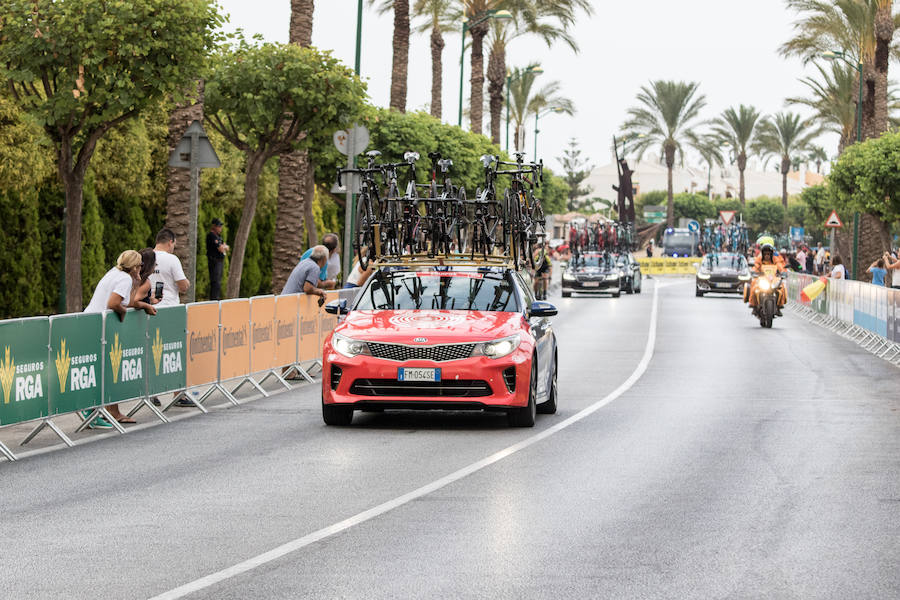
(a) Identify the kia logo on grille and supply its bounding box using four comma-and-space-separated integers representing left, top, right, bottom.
413, 337, 428, 343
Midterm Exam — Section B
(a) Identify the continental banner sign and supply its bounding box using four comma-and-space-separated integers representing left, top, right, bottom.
186, 302, 219, 387
148, 306, 186, 395
0, 317, 49, 425
250, 296, 276, 374
220, 300, 250, 381
49, 313, 103, 414
636, 257, 701, 275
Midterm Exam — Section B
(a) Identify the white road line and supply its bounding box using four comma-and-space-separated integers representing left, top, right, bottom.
149, 281, 662, 600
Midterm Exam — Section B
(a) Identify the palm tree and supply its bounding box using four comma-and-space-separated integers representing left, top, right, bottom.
370, 0, 410, 112
459, 0, 498, 135
273, 0, 316, 294
753, 112, 822, 209
507, 64, 574, 151
413, 0, 457, 119
786, 61, 857, 153
710, 104, 762, 206
485, 0, 591, 144
806, 145, 829, 173
622, 80, 707, 227
874, 1, 895, 134
691, 134, 724, 199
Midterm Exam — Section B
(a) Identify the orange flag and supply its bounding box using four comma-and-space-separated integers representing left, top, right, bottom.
801, 277, 827, 302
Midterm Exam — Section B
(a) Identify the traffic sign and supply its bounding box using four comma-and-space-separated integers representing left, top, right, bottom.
719, 210, 736, 225
333, 125, 369, 156
687, 220, 700, 233
825, 210, 843, 228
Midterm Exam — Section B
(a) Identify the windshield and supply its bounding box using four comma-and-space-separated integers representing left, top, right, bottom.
355, 271, 519, 312
702, 253, 747, 271
665, 233, 695, 246
574, 254, 613, 269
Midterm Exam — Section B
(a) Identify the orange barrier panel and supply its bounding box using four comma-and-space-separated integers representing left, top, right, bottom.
298, 295, 320, 362
319, 291, 339, 349
249, 296, 277, 373
219, 299, 250, 381
274, 294, 299, 367
186, 302, 220, 387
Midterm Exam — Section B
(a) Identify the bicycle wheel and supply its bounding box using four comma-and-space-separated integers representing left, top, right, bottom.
354, 194, 375, 270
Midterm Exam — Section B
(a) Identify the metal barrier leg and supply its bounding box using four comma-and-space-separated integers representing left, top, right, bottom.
231, 376, 269, 398
258, 369, 292, 391
126, 396, 170, 423
21, 418, 74, 448
288, 362, 315, 384
98, 407, 127, 434
0, 440, 16, 461
162, 389, 209, 414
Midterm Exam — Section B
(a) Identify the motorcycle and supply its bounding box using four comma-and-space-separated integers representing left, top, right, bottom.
747, 265, 782, 328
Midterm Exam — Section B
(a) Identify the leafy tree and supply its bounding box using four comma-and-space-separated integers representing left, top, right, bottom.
0, 0, 223, 311
746, 197, 786, 234
622, 80, 707, 227
0, 190, 44, 318
673, 193, 716, 223
538, 168, 569, 214
556, 138, 593, 210
711, 105, 762, 204
204, 41, 366, 298
753, 112, 821, 208
80, 184, 107, 303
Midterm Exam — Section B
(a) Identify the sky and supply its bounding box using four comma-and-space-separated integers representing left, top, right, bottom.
215, 0, 838, 174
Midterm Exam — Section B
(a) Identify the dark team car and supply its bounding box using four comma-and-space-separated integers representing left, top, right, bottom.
615, 253, 643, 294
562, 252, 622, 298
695, 252, 751, 297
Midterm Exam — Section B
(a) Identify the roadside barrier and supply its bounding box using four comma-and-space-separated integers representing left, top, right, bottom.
636, 257, 701, 275
0, 290, 348, 461
786, 272, 900, 367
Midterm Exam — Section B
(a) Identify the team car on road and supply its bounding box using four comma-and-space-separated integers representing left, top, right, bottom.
321, 268, 559, 427
562, 252, 623, 297
695, 252, 751, 297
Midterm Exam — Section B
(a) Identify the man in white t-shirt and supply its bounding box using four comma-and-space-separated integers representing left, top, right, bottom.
815, 242, 826, 275
149, 228, 190, 307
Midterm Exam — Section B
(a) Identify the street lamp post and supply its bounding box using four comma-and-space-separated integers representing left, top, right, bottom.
534, 106, 565, 161
823, 49, 863, 278
505, 65, 542, 151
458, 10, 512, 127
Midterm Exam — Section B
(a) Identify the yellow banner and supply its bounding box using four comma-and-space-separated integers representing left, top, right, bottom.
636, 257, 701, 275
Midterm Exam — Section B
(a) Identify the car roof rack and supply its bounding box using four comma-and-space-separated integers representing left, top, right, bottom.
374, 253, 515, 269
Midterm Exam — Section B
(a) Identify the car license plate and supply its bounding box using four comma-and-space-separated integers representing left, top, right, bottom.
714, 282, 732, 289
398, 368, 440, 382
582, 281, 600, 288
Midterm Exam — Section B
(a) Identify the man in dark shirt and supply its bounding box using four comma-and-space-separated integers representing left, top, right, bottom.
206, 218, 228, 300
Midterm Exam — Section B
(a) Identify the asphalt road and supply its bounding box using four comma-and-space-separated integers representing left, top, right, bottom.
3, 279, 899, 599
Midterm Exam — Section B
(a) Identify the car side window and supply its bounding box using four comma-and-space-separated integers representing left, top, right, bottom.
516, 273, 536, 307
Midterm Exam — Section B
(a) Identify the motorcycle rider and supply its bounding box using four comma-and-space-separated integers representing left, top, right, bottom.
747, 242, 786, 316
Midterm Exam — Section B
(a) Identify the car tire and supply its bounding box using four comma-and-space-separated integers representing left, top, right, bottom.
561, 290, 571, 298
612, 291, 620, 298
635, 275, 642, 294
322, 395, 353, 426
536, 353, 557, 415
696, 288, 705, 297
508, 359, 537, 427
625, 281, 634, 294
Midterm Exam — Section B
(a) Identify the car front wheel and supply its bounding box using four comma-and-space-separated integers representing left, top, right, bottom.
536, 353, 557, 415
322, 394, 353, 426
508, 359, 537, 427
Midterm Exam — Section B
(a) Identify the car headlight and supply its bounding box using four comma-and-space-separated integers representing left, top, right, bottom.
331, 332, 371, 358
738, 273, 751, 281
473, 334, 521, 359
697, 271, 711, 280
563, 272, 575, 281
606, 273, 619, 281
758, 278, 771, 291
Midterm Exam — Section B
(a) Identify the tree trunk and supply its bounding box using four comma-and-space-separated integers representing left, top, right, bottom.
469, 23, 488, 135
61, 167, 84, 312
164, 83, 204, 298
289, 0, 314, 46
856, 213, 892, 280
487, 43, 505, 145
274, 0, 314, 293
665, 143, 675, 227
862, 59, 877, 141
390, 0, 410, 113
226, 152, 268, 299
304, 164, 318, 247
874, 4, 894, 137
430, 26, 444, 119
737, 152, 747, 205
273, 151, 310, 293
780, 156, 790, 209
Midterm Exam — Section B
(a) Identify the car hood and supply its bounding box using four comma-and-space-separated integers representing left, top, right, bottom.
571, 266, 615, 275
710, 268, 745, 277
335, 310, 524, 343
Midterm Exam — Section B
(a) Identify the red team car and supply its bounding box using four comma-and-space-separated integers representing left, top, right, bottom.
322, 267, 559, 427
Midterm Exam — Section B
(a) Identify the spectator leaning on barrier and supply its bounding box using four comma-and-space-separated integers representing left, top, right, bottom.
135, 248, 162, 308
150, 228, 190, 306
299, 233, 341, 289
883, 251, 900, 289
796, 247, 807, 273
83, 250, 156, 426
283, 245, 328, 306
867, 258, 887, 286
206, 218, 228, 301
345, 246, 375, 289
830, 255, 846, 279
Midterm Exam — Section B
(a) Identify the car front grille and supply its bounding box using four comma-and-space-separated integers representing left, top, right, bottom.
349, 379, 492, 397
367, 342, 475, 362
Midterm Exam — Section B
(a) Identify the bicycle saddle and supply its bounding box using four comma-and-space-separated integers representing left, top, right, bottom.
513, 151, 526, 161
366, 150, 382, 158
479, 154, 495, 168
404, 151, 420, 163
438, 158, 453, 172
427, 151, 442, 161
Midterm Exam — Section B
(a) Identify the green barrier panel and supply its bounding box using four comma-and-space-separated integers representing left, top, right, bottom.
147, 306, 187, 395
0, 317, 50, 425
49, 313, 103, 414
104, 310, 148, 404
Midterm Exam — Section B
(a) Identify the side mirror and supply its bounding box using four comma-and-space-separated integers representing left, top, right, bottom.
324, 299, 349, 315
529, 301, 558, 318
